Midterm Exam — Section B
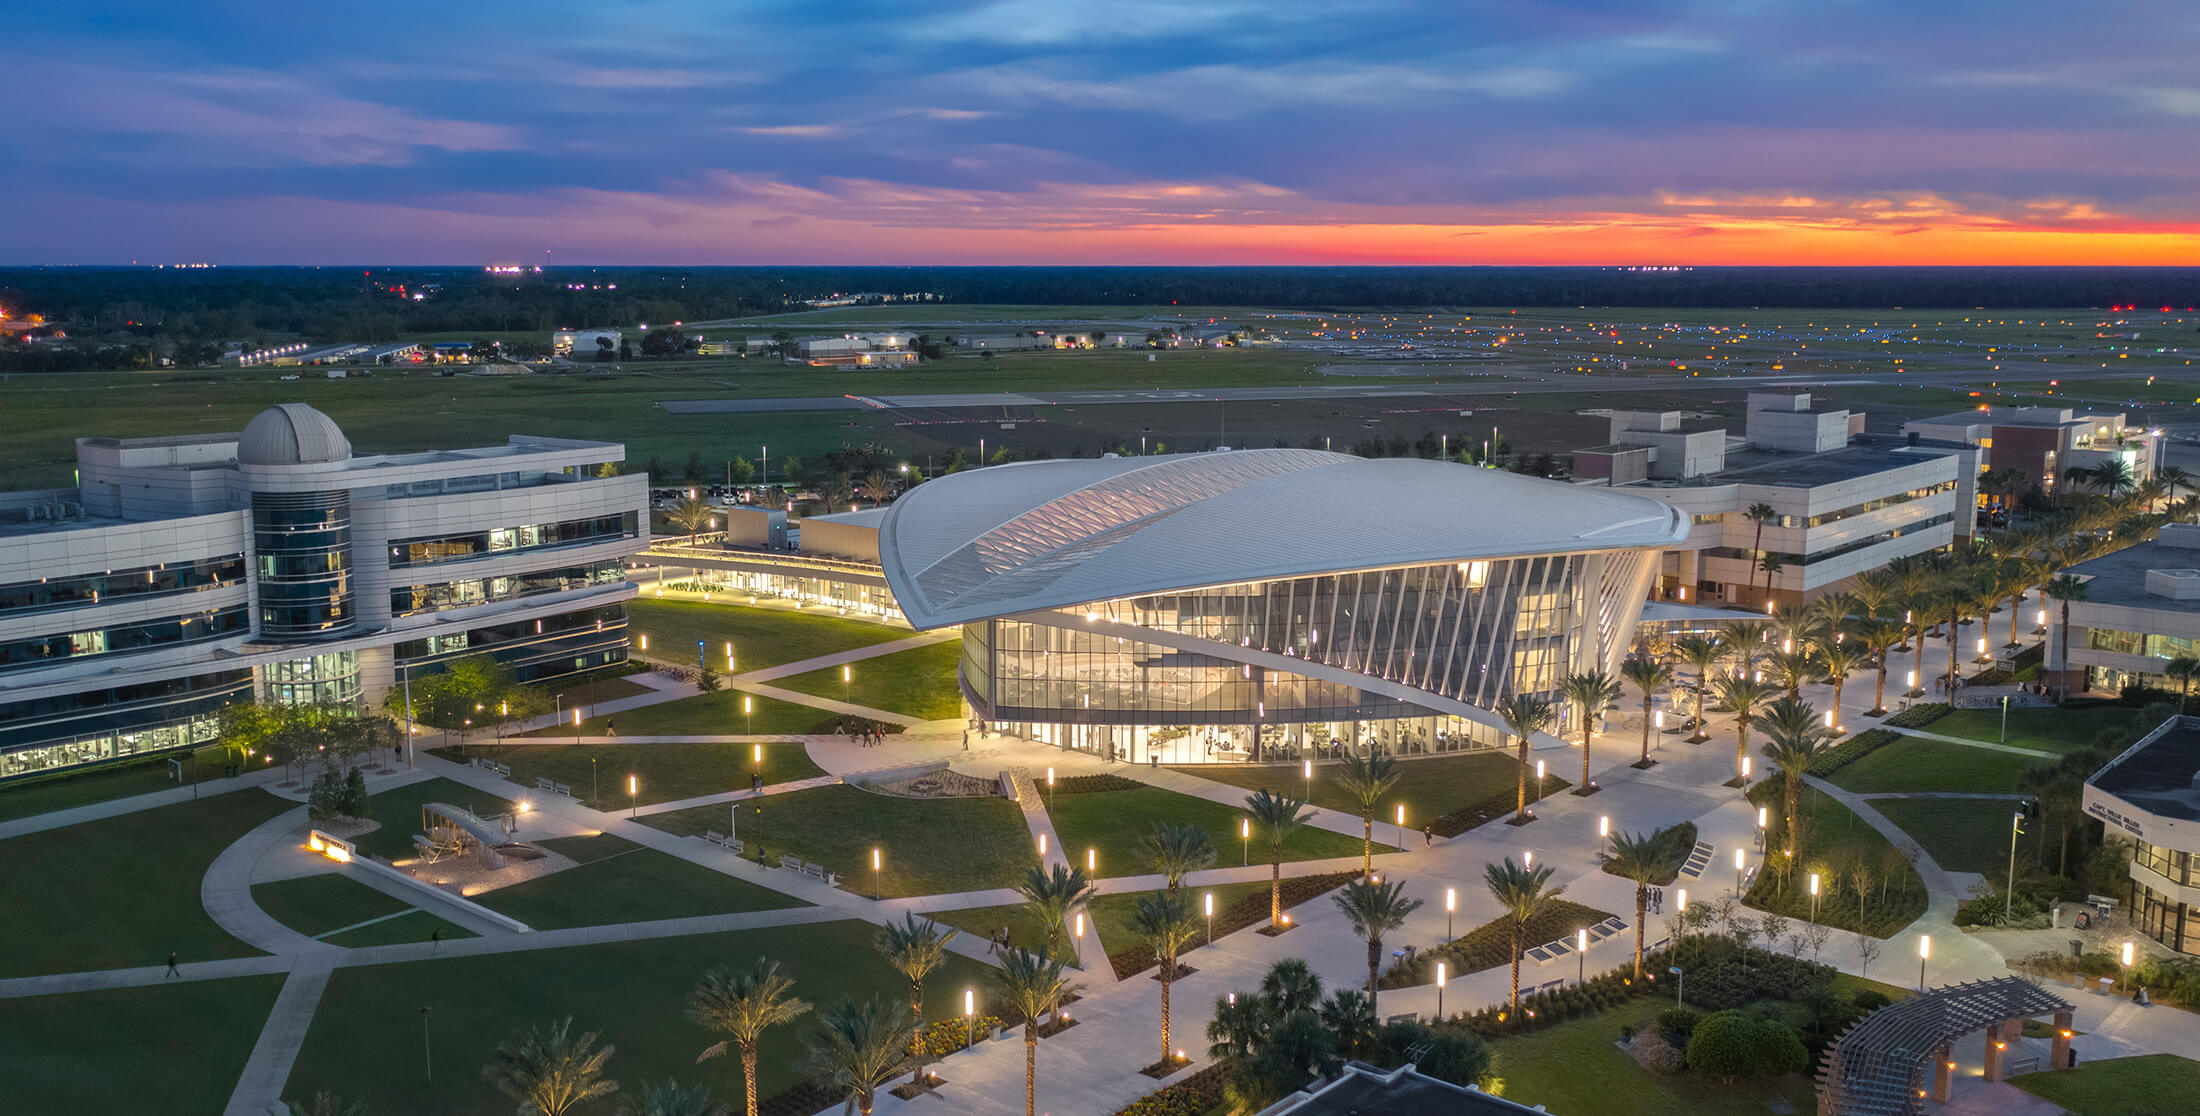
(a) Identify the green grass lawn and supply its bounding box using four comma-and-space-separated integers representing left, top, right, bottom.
2011, 1053, 2200, 1115
528, 669, 653, 713
1047, 786, 1374, 879
1493, 996, 1814, 1116
0, 788, 294, 978
773, 639, 965, 720
1929, 703, 2142, 755
1827, 734, 2040, 794
528, 689, 850, 738
1873, 797, 2040, 876
1746, 786, 1928, 937
1173, 750, 1523, 828
0, 975, 286, 1114
287, 920, 999, 1116
253, 873, 479, 946
471, 834, 806, 929
926, 878, 1282, 960
628, 597, 908, 674
353, 777, 516, 862
435, 741, 824, 810
0, 746, 233, 823
323, 909, 480, 948
642, 784, 1037, 898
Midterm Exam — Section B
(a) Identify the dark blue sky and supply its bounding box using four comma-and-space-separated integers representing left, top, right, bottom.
10, 0, 2199, 263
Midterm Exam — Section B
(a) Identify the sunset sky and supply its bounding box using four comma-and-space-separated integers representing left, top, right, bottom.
12, 0, 2200, 265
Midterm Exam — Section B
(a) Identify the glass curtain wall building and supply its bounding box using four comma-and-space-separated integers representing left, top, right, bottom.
883, 450, 1686, 765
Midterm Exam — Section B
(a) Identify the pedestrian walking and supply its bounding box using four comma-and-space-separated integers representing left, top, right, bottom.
962, 730, 970, 750
1423, 824, 1433, 847
165, 951, 180, 978
752, 772, 763, 792
606, 719, 617, 737
430, 928, 441, 953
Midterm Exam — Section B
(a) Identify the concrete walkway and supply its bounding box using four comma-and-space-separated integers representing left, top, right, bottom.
223, 954, 335, 1116
630, 774, 845, 818
200, 806, 338, 958
1889, 727, 2058, 759
729, 632, 955, 684
0, 765, 288, 840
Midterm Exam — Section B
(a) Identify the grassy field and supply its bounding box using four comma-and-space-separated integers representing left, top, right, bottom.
251, 872, 474, 945
0, 975, 286, 1114
1873, 797, 2039, 876
353, 777, 517, 862
436, 740, 825, 810
0, 746, 234, 823
627, 598, 909, 674
642, 784, 1038, 898
0, 788, 293, 977
1826, 735, 2040, 794
1046, 786, 1374, 878
772, 639, 965, 720
286, 920, 998, 1116
1172, 751, 1523, 832
1746, 786, 1927, 937
1929, 703, 2141, 755
2011, 1054, 2200, 1115
927, 878, 1283, 959
472, 834, 806, 929
1493, 996, 1813, 1116
534, 688, 851, 738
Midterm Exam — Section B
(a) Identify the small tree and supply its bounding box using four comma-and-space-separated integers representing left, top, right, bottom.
802, 998, 912, 1116
1853, 932, 1884, 979
690, 959, 811, 1116
667, 496, 715, 541
1139, 822, 1218, 892
619, 1080, 728, 1116
1333, 876, 1423, 1017
480, 1017, 619, 1116
1486, 858, 1561, 1013
1498, 694, 1557, 819
1246, 789, 1312, 928
1129, 891, 1201, 1068
1333, 752, 1399, 878
1015, 864, 1094, 964
994, 949, 1080, 1116
874, 914, 956, 1085
1559, 671, 1623, 790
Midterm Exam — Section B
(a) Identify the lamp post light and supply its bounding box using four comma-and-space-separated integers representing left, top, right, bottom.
1240, 817, 1250, 866
1303, 757, 1313, 802
1918, 934, 1931, 991
2121, 940, 2135, 992
1669, 965, 1686, 1007
420, 1005, 434, 1085
1436, 961, 1447, 1019
1037, 833, 1047, 857
1396, 803, 1407, 848
629, 774, 638, 818
1534, 759, 1546, 804
1598, 815, 1610, 858
1087, 847, 1096, 873
1740, 755, 1752, 787
1445, 887, 1456, 939
1046, 766, 1055, 809
744, 694, 754, 737
591, 756, 598, 805
1809, 872, 1821, 924
842, 664, 851, 703
872, 847, 883, 900
2007, 810, 2026, 921
1734, 847, 1747, 895
963, 988, 976, 1050
1523, 849, 1533, 869
1577, 927, 1589, 984
1204, 891, 1215, 946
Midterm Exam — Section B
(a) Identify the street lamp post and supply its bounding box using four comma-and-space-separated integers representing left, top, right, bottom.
1669, 965, 1685, 1007
590, 756, 599, 806
744, 694, 753, 737
1445, 887, 1456, 939
1087, 847, 1096, 873
1918, 934, 1931, 991
2006, 810, 2025, 921
1396, 804, 1406, 848
1436, 961, 1446, 1019
963, 988, 975, 1050
1533, 759, 1546, 805
1577, 927, 1588, 984
2121, 940, 2135, 992
1204, 891, 1214, 946
1303, 757, 1313, 803
842, 664, 851, 704
1598, 815, 1610, 859
1240, 817, 1250, 866
1734, 848, 1746, 895
628, 774, 638, 818
1808, 872, 1820, 924
872, 847, 882, 900
420, 1005, 434, 1085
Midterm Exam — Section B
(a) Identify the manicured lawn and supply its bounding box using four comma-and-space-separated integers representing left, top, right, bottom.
1173, 750, 1523, 828
472, 834, 804, 929
628, 597, 908, 673
642, 784, 1038, 898
353, 777, 516, 862
926, 901, 1060, 958
1827, 734, 2039, 794
0, 975, 286, 1114
2012, 1053, 2200, 1114
1047, 786, 1374, 879
253, 871, 409, 935
288, 920, 998, 1116
0, 746, 233, 823
0, 788, 293, 978
1494, 997, 1813, 1116
435, 740, 825, 810
926, 878, 1281, 960
528, 689, 850, 738
1874, 796, 2036, 875
1930, 703, 2140, 755
528, 669, 653, 712
1746, 786, 1927, 937
323, 908, 479, 948
774, 639, 965, 720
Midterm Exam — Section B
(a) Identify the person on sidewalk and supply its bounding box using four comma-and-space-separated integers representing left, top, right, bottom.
1423, 824, 1433, 847
431, 928, 442, 954
606, 719, 617, 738
165, 951, 180, 979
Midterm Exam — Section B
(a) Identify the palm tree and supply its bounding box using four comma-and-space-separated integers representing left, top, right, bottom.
1855, 618, 1904, 715
803, 998, 913, 1116
1757, 698, 1834, 864
1847, 569, 1896, 626
620, 1081, 730, 1116
1138, 822, 1217, 892
2089, 457, 2136, 500
1331, 876, 1424, 1015
874, 914, 955, 1085
1712, 673, 1780, 783
1600, 831, 1665, 978
1128, 891, 1201, 1069
1745, 502, 1779, 603
1673, 635, 1723, 742
2167, 656, 2200, 713
1759, 555, 1786, 599
1333, 752, 1399, 877
666, 495, 716, 542
2044, 575, 2087, 703
1246, 789, 1313, 928
1767, 645, 1816, 701
689, 959, 812, 1116
481, 1018, 620, 1116
1498, 693, 1557, 818
1485, 858, 1563, 1012
1558, 670, 1623, 791
283, 1094, 369, 1116
993, 949, 1080, 1115
1719, 619, 1768, 675
1813, 639, 1870, 724
1015, 864, 1095, 964
2160, 464, 2194, 509
1619, 657, 1673, 766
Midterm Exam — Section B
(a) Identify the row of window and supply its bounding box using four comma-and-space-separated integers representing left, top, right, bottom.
0, 554, 249, 619
1765, 480, 1959, 530
0, 606, 252, 674
388, 512, 638, 568
388, 560, 626, 617
2086, 628, 2199, 661
0, 669, 254, 753
1707, 513, 1954, 568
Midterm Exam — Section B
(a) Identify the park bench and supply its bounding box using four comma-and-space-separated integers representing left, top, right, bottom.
699, 830, 745, 854
536, 776, 556, 792
775, 855, 837, 886
553, 781, 573, 797
2007, 1056, 2042, 1075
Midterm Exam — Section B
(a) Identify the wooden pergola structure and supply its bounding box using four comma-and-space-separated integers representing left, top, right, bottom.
1816, 976, 2075, 1114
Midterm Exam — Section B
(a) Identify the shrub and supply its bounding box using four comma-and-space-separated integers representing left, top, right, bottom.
1619, 1023, 1637, 1042
1885, 703, 1950, 728
1374, 1021, 1491, 1087
1807, 729, 1901, 777
1657, 1006, 1700, 1043
1383, 899, 1617, 987
1051, 773, 1144, 795
1644, 1042, 1687, 1074
1851, 988, 1891, 1013
1686, 1010, 1806, 1083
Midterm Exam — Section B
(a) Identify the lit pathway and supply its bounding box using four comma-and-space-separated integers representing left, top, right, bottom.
727, 631, 955, 684
628, 774, 845, 817
223, 953, 336, 1116
1885, 727, 2058, 759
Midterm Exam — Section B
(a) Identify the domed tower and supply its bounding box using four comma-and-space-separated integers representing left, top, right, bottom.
238, 404, 357, 637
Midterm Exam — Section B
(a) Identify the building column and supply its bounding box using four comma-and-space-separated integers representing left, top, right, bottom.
1932, 1043, 1955, 1101
2050, 1011, 2074, 1069
1983, 1022, 2009, 1082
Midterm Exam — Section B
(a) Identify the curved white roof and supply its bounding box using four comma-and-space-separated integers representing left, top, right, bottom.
237, 403, 351, 465
879, 449, 1688, 629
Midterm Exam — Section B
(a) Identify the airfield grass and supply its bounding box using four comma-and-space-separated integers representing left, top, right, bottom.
0, 975, 286, 1115
772, 639, 965, 720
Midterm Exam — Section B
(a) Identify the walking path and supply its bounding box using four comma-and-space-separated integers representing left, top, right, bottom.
729, 632, 954, 684
1118, 763, 1393, 844
0, 764, 287, 840
223, 954, 335, 1116
1888, 727, 2059, 759
630, 774, 844, 817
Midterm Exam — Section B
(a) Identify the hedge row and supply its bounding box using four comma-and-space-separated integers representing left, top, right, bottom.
1382, 898, 1617, 988
1051, 773, 1147, 795
1884, 703, 1951, 728
1107, 871, 1358, 980
1806, 728, 1901, 777
1107, 1061, 1229, 1116
1428, 771, 1573, 837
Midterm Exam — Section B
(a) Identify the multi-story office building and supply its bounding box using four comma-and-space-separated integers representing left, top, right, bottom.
1904, 406, 2158, 505
1574, 391, 1978, 608
875, 450, 1686, 764
2046, 524, 2200, 695
2085, 715, 2200, 954
0, 403, 648, 780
